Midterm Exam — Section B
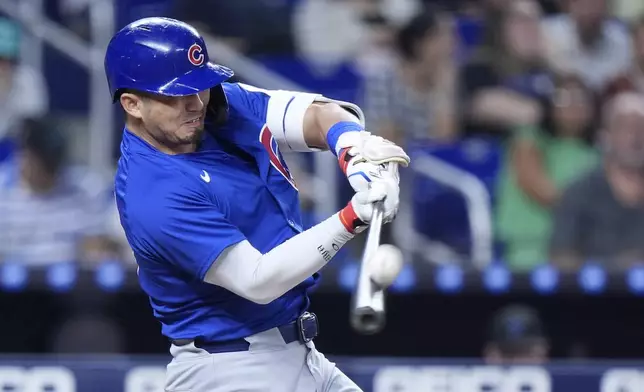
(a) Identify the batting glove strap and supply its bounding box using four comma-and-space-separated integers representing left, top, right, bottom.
339, 201, 365, 234
338, 147, 352, 175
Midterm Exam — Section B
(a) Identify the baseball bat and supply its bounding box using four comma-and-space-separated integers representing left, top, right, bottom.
350, 200, 386, 334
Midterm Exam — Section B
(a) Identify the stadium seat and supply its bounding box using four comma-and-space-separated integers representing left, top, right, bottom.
409, 138, 503, 261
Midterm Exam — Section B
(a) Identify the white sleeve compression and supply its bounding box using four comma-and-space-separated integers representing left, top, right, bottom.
204, 213, 354, 304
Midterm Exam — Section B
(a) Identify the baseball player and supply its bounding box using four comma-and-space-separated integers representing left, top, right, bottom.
105, 17, 410, 392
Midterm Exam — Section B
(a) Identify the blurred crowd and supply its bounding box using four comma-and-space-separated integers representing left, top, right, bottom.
0, 14, 125, 271
1, 0, 644, 276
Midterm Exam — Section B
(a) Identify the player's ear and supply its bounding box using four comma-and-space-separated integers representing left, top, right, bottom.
120, 92, 144, 120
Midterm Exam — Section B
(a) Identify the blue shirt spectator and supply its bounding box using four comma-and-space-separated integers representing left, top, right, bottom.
0, 118, 113, 266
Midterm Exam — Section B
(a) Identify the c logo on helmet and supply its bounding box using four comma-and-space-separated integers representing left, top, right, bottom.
188, 43, 204, 66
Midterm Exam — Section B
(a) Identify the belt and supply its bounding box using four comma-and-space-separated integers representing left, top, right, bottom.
172, 312, 319, 354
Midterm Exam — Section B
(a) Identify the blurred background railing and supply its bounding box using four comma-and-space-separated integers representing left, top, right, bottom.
3, 0, 644, 390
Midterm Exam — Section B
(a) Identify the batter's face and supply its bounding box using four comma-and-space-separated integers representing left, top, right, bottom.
121, 89, 211, 153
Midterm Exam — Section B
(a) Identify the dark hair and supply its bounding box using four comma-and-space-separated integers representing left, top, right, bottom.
396, 10, 439, 61
473, 0, 543, 76
18, 117, 67, 175
487, 304, 546, 355
541, 73, 598, 144
362, 13, 389, 27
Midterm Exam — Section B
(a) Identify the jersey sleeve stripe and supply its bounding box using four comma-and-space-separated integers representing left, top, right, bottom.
281, 96, 296, 150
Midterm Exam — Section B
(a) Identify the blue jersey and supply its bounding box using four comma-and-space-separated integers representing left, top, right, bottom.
115, 82, 318, 342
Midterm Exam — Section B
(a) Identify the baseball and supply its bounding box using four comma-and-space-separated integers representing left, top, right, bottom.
368, 244, 404, 288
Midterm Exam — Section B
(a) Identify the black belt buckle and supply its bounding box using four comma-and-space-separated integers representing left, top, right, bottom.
297, 312, 319, 343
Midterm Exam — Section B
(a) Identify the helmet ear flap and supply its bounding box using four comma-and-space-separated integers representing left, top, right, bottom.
207, 84, 229, 127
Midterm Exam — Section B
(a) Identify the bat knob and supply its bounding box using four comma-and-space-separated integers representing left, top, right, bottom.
350, 306, 386, 335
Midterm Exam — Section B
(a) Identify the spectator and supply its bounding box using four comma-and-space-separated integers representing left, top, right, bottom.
628, 16, 644, 91
174, 0, 295, 55
354, 13, 398, 77
631, 15, 644, 92
542, 0, 632, 92
293, 0, 421, 71
483, 304, 550, 365
54, 0, 91, 41
551, 92, 644, 271
495, 74, 599, 271
461, 0, 551, 138
612, 0, 644, 24
293, 0, 371, 70
608, 15, 644, 95
0, 17, 48, 162
380, 0, 423, 26
363, 9, 458, 145
450, 0, 560, 57
51, 313, 125, 354
0, 118, 116, 267
600, 14, 644, 104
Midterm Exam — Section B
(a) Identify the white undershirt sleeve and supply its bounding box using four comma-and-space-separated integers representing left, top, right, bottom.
204, 213, 354, 304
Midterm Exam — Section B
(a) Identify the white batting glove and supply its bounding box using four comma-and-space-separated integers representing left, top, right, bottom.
335, 131, 409, 196
341, 151, 401, 194
338, 175, 400, 234
335, 131, 410, 167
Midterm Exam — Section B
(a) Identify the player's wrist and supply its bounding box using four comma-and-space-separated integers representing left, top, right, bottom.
338, 201, 366, 234
326, 121, 364, 157
337, 147, 354, 175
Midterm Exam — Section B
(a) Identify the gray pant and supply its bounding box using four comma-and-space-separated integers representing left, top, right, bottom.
165, 327, 363, 392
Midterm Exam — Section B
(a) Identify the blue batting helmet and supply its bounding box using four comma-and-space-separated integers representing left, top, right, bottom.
104, 17, 234, 102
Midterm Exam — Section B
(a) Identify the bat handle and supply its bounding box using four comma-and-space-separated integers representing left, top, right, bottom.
362, 200, 384, 269
350, 201, 386, 335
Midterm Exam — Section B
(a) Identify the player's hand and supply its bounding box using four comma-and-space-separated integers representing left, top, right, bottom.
341, 151, 402, 194
336, 131, 410, 170
336, 132, 409, 193
339, 172, 400, 234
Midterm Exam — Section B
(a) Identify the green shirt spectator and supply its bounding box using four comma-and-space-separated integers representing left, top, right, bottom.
494, 74, 600, 270
496, 126, 598, 270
